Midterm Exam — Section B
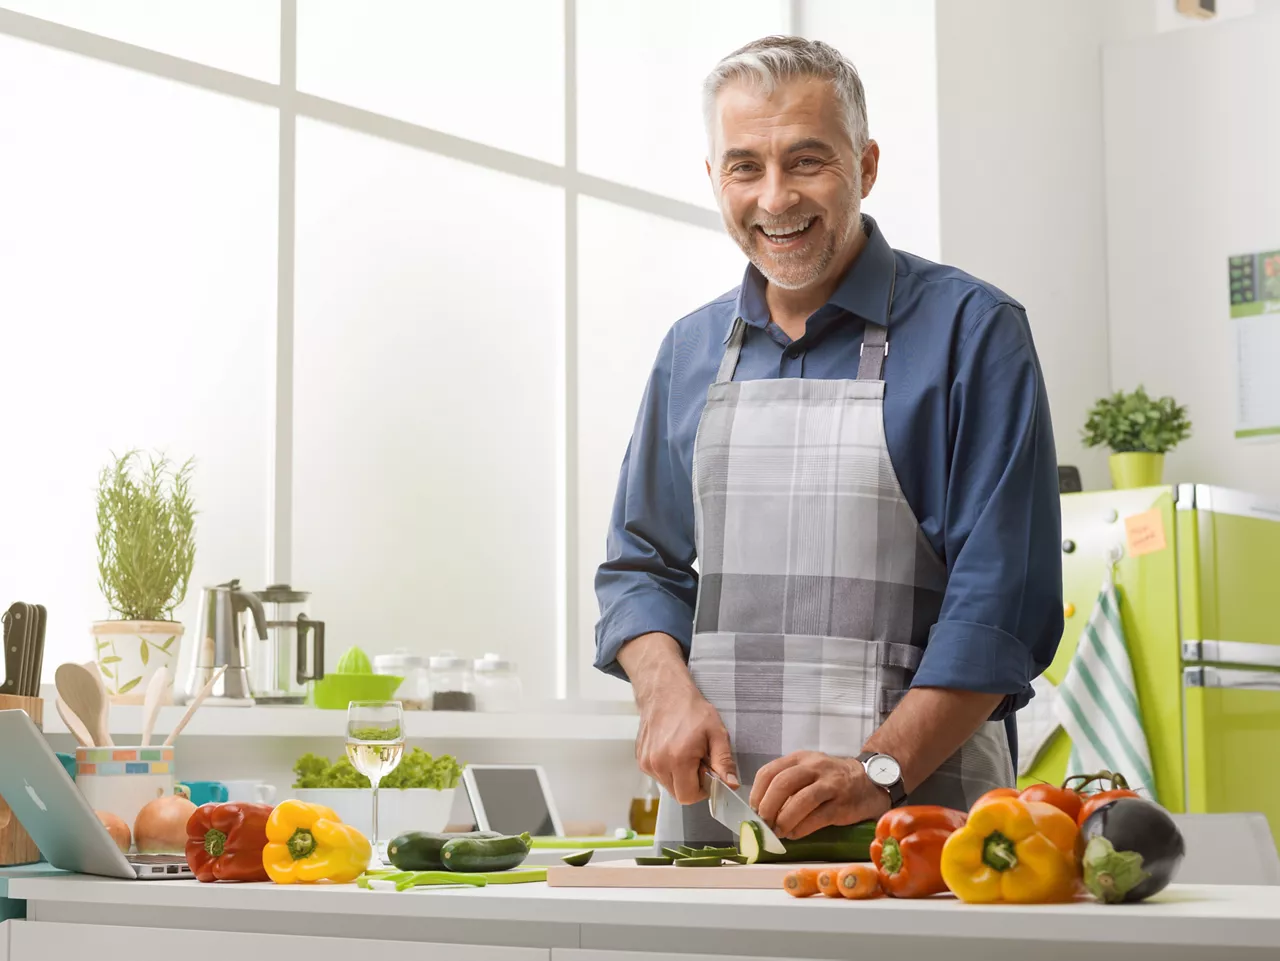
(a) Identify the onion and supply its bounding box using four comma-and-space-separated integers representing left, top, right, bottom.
134, 792, 197, 854
95, 810, 131, 853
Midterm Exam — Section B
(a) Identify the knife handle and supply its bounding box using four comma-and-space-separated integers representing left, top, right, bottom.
27, 604, 47, 697
1, 604, 25, 695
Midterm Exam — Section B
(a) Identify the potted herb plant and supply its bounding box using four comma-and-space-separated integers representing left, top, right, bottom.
93, 450, 197, 703
291, 749, 464, 838
1082, 387, 1191, 490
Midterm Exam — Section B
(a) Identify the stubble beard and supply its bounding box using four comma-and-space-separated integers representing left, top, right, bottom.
725, 180, 862, 293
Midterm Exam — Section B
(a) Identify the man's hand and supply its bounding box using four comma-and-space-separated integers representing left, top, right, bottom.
617, 632, 739, 804
749, 751, 889, 839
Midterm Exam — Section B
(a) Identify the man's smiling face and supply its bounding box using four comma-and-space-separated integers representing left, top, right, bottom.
709, 77, 873, 292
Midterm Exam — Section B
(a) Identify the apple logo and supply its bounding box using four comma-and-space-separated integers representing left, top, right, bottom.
24, 780, 47, 812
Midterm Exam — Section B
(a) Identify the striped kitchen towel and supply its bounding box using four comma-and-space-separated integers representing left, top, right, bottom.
1054, 574, 1157, 802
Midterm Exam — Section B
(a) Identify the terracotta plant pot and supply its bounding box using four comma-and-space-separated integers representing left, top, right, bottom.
1108, 452, 1165, 490
90, 621, 184, 704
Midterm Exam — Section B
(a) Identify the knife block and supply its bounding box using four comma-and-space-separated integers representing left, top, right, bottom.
0, 694, 43, 866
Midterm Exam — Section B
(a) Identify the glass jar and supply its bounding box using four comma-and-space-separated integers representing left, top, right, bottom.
472, 653, 522, 712
428, 652, 475, 711
372, 649, 431, 710
629, 774, 659, 836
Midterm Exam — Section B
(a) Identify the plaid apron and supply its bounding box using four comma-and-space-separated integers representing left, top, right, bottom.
656, 311, 1015, 848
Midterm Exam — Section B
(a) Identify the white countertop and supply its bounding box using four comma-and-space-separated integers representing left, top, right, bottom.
10, 874, 1280, 950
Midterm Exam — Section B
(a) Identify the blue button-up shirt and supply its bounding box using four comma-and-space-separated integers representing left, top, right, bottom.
593, 216, 1063, 751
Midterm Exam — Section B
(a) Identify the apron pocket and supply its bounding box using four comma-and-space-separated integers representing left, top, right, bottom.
688, 632, 921, 759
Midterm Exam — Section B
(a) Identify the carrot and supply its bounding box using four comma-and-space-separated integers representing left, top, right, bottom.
816, 867, 844, 898
782, 867, 822, 898
837, 863, 882, 900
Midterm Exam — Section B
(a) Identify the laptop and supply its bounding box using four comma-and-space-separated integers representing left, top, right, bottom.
0, 709, 194, 879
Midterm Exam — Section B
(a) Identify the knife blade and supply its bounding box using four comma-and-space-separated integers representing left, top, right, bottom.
704, 769, 787, 855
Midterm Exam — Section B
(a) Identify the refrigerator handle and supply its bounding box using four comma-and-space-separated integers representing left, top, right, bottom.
1183, 639, 1280, 670
1184, 666, 1280, 691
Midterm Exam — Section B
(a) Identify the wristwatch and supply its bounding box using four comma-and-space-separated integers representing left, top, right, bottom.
857, 751, 907, 808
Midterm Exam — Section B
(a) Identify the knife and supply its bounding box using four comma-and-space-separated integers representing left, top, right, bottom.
27, 604, 47, 697
1, 603, 27, 697
703, 769, 787, 855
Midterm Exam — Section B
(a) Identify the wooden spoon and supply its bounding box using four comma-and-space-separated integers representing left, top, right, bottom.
55, 696, 94, 748
140, 669, 168, 747
55, 663, 109, 748
82, 660, 113, 747
163, 665, 226, 746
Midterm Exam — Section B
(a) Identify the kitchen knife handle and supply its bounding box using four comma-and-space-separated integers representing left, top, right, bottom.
1, 604, 24, 695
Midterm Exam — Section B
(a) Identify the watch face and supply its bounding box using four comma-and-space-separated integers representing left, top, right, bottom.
866, 754, 901, 787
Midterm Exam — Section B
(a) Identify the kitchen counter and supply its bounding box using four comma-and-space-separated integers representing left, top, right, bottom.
2, 872, 1278, 961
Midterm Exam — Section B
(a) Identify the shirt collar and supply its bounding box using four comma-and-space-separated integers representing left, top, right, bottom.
727, 214, 898, 343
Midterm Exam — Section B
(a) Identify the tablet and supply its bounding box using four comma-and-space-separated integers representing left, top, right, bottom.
462, 764, 565, 837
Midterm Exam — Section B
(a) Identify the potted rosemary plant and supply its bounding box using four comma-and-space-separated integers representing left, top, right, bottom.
93, 450, 197, 703
1082, 387, 1191, 490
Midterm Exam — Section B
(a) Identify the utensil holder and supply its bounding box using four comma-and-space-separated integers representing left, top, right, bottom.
0, 694, 44, 866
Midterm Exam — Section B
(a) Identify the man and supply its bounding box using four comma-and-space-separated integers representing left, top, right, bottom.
594, 36, 1063, 848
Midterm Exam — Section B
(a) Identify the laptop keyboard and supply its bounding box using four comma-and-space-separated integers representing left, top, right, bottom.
129, 854, 189, 865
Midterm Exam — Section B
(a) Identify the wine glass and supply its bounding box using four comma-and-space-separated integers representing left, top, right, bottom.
345, 700, 405, 866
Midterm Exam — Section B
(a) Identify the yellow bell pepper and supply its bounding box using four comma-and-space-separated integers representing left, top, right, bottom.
263, 800, 372, 884
940, 796, 1079, 903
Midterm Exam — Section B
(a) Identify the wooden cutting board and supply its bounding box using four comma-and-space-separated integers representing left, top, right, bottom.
546, 858, 820, 889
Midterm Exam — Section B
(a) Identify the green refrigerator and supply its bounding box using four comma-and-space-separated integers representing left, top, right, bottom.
1021, 484, 1280, 848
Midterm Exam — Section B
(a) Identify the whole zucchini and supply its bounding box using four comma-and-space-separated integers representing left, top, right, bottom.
738, 820, 875, 864
387, 830, 502, 871
441, 831, 533, 873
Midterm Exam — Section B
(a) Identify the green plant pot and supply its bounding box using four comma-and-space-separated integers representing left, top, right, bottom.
1109, 452, 1165, 490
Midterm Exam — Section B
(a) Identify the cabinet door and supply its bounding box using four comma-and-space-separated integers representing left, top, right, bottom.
0, 918, 11, 961
10, 922, 549, 961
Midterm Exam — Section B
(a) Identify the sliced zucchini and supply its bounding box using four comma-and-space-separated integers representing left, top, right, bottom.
560, 850, 594, 867
676, 845, 701, 857
660, 847, 685, 860
635, 856, 675, 865
738, 820, 876, 865
673, 856, 724, 867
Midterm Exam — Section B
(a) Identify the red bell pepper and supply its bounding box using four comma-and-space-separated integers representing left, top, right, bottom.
870, 805, 968, 898
185, 802, 274, 882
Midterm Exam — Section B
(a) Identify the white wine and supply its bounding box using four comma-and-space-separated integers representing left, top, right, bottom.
346, 740, 404, 785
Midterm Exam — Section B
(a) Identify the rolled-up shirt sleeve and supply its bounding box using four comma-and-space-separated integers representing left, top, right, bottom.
910, 302, 1064, 719
594, 329, 699, 681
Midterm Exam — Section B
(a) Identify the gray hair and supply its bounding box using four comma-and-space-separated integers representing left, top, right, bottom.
702, 36, 869, 157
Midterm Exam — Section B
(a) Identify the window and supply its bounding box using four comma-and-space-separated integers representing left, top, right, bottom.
0, 1, 780, 701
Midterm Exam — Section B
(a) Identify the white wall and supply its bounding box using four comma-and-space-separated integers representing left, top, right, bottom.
1102, 11, 1280, 500
934, 0, 1113, 488
801, 0, 940, 261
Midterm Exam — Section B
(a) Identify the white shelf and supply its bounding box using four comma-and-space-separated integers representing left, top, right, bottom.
38, 699, 640, 741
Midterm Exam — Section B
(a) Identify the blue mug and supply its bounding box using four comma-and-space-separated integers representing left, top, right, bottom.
181, 780, 229, 806
55, 752, 76, 782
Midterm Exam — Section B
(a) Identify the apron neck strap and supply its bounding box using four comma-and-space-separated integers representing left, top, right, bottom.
856, 322, 888, 380
716, 316, 747, 384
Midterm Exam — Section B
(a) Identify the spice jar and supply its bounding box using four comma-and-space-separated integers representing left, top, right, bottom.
428, 652, 475, 711
473, 653, 522, 712
373, 649, 431, 710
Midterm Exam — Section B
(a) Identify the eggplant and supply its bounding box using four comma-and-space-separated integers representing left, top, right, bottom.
1077, 797, 1185, 903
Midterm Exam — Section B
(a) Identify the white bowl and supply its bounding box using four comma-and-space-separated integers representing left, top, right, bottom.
291, 787, 455, 840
